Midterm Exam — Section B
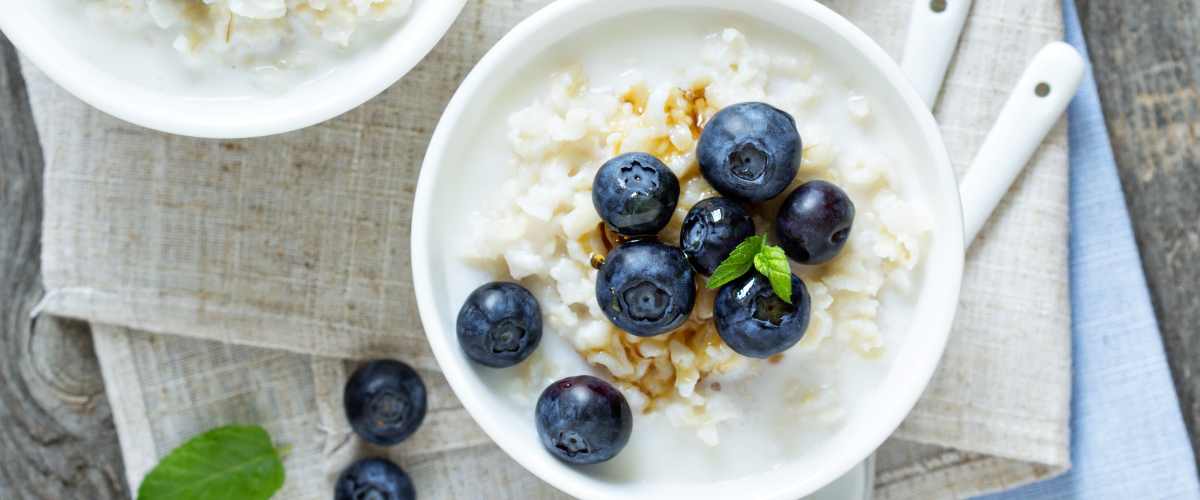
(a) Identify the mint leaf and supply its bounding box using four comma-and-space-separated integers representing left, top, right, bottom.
707, 235, 765, 289
137, 425, 285, 500
754, 244, 793, 303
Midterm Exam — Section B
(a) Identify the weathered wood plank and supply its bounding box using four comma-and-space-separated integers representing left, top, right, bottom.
0, 34, 128, 499
1077, 0, 1200, 469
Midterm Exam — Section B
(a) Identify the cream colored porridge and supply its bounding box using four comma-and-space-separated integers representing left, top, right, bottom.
458, 22, 933, 481
56, 0, 413, 94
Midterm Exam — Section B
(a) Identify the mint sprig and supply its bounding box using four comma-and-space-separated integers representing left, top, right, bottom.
753, 244, 793, 303
706, 235, 764, 289
706, 234, 794, 303
137, 425, 286, 500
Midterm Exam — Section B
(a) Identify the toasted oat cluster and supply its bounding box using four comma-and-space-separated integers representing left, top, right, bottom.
85, 0, 411, 69
468, 29, 930, 445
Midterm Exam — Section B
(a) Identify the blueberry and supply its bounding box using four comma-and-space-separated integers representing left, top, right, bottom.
697, 102, 801, 202
592, 152, 680, 236
775, 180, 855, 264
679, 197, 756, 275
456, 282, 542, 368
714, 272, 811, 358
535, 375, 632, 465
344, 360, 427, 446
595, 240, 696, 337
335, 457, 416, 500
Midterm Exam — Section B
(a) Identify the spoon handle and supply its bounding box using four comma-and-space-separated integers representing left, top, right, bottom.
959, 41, 1085, 244
901, 0, 973, 107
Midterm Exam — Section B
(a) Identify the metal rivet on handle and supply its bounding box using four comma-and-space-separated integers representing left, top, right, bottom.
1035, 82, 1051, 97
930, 0, 947, 13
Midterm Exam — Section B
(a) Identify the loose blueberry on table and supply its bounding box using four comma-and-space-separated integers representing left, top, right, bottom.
776, 180, 856, 264
697, 102, 802, 203
536, 375, 633, 465
714, 271, 812, 359
344, 359, 428, 446
335, 457, 416, 500
680, 197, 757, 275
457, 281, 543, 368
592, 152, 680, 236
596, 239, 697, 337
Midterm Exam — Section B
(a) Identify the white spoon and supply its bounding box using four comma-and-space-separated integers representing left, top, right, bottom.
901, 1, 1084, 244
959, 42, 1085, 243
901, 0, 973, 107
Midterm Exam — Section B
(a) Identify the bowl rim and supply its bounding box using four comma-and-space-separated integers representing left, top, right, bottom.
412, 0, 964, 498
0, 0, 468, 138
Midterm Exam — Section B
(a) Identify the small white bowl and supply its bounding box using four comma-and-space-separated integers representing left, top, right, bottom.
0, 0, 467, 138
412, 1, 964, 499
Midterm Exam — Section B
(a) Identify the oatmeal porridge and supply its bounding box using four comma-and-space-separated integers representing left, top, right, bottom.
86, 0, 411, 68
44, 0, 413, 95
460, 24, 932, 480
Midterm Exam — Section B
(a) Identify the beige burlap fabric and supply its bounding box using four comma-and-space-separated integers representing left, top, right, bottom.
21, 0, 1071, 497
90, 324, 563, 499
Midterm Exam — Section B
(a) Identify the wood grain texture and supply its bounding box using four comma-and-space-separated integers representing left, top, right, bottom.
1077, 0, 1200, 469
0, 34, 128, 500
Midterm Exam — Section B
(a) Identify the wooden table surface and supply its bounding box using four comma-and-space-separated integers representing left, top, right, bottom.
1, 2, 1197, 498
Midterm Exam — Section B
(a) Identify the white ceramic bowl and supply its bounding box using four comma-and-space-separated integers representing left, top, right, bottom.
412, 1, 964, 498
0, 0, 467, 138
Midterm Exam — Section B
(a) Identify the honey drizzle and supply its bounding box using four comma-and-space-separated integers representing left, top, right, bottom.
577, 81, 740, 413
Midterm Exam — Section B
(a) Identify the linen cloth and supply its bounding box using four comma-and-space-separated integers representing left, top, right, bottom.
19, 0, 1072, 497
979, 1, 1200, 498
